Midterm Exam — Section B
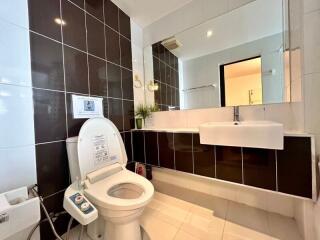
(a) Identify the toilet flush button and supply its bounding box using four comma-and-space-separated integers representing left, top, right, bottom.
75, 195, 84, 205
80, 202, 90, 212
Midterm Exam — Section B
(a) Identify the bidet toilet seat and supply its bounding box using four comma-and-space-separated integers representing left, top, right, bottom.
84, 169, 154, 211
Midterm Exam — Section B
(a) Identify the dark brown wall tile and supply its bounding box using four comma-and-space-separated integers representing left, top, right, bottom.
123, 100, 134, 131
104, 0, 119, 31
33, 89, 67, 143
28, 0, 62, 41
120, 36, 132, 69
193, 134, 215, 178
158, 132, 175, 169
30, 33, 64, 91
122, 68, 133, 100
85, 0, 104, 21
64, 46, 89, 94
132, 131, 145, 163
108, 98, 123, 130
61, 0, 86, 51
122, 131, 133, 162
277, 137, 312, 198
105, 26, 120, 64
69, 0, 84, 8
88, 55, 107, 97
107, 63, 122, 98
175, 133, 193, 173
86, 14, 105, 59
36, 141, 69, 197
119, 9, 131, 39
216, 146, 242, 183
243, 148, 276, 190
145, 132, 159, 166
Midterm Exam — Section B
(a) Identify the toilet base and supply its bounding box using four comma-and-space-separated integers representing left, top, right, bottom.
104, 219, 141, 240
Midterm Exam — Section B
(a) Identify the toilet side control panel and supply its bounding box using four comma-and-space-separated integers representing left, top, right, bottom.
63, 186, 98, 225
70, 193, 94, 214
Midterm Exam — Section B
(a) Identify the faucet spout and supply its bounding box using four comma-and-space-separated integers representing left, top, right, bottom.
233, 106, 240, 122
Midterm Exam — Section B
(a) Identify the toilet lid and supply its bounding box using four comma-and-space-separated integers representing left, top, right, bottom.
77, 118, 127, 181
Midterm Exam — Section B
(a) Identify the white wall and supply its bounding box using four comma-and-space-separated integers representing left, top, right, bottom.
0, 0, 37, 193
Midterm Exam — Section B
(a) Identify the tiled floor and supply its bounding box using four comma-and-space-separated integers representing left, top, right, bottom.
64, 191, 303, 240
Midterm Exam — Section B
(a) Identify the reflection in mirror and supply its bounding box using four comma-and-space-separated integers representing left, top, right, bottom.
144, 0, 290, 111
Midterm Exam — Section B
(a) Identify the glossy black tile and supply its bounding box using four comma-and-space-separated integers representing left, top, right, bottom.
126, 161, 136, 172
216, 146, 242, 183
176, 89, 180, 106
152, 43, 160, 59
158, 132, 175, 169
108, 98, 123, 130
107, 63, 122, 98
145, 132, 159, 166
132, 131, 145, 163
69, 0, 84, 8
123, 100, 134, 131
120, 36, 132, 69
277, 137, 312, 198
243, 148, 276, 190
102, 97, 109, 118
66, 93, 88, 137
193, 134, 215, 178
170, 53, 175, 68
86, 14, 105, 59
159, 61, 166, 83
88, 55, 107, 97
105, 26, 120, 64
166, 66, 171, 85
122, 131, 133, 162
119, 9, 131, 39
160, 83, 167, 105
61, 0, 86, 51
64, 45, 89, 94
30, 33, 64, 91
166, 86, 171, 105
154, 81, 161, 105
174, 133, 193, 173
36, 141, 69, 197
122, 68, 133, 100
28, 0, 62, 41
85, 0, 104, 21
153, 57, 160, 81
33, 89, 67, 143
104, 0, 119, 31
158, 44, 166, 62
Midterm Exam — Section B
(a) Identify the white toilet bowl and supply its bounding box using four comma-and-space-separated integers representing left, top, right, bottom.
65, 118, 154, 240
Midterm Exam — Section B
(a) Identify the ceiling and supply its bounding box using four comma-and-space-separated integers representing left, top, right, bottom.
111, 0, 192, 28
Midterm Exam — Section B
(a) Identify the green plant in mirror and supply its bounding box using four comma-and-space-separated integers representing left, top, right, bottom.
135, 104, 160, 129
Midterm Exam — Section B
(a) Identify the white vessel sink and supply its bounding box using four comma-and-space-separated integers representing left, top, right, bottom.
199, 121, 284, 149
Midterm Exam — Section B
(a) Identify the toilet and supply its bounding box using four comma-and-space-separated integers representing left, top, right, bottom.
66, 118, 154, 240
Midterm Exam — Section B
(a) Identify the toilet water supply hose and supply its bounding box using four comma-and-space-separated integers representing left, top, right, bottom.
27, 186, 84, 240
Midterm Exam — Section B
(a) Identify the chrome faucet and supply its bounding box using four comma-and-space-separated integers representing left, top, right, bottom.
233, 106, 240, 122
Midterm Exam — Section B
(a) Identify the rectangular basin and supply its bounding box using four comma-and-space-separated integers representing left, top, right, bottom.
199, 121, 284, 149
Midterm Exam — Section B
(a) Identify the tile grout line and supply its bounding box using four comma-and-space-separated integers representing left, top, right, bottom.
59, 0, 69, 139
83, 3, 91, 97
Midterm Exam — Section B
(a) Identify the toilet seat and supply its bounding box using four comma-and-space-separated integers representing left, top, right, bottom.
84, 169, 154, 211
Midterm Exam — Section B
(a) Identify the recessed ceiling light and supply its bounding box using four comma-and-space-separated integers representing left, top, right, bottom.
207, 30, 213, 38
54, 18, 66, 26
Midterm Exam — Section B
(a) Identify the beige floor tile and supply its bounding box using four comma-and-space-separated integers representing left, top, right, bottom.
267, 212, 303, 240
140, 216, 179, 240
226, 202, 269, 235
154, 192, 194, 211
180, 205, 225, 240
174, 230, 201, 240
224, 222, 277, 240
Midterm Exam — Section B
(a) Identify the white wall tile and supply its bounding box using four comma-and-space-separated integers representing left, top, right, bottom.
303, 10, 320, 75
228, 0, 255, 11
264, 103, 295, 131
0, 145, 37, 193
0, 0, 29, 29
0, 20, 32, 87
304, 73, 320, 134
0, 84, 35, 148
304, 0, 320, 13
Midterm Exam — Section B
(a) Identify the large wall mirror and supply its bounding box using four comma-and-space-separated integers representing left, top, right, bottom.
143, 0, 290, 111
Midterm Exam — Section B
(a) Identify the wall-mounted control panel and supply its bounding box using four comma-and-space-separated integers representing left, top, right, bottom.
72, 95, 103, 119
63, 183, 98, 225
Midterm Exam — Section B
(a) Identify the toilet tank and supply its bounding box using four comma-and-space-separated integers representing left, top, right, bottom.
66, 137, 81, 183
